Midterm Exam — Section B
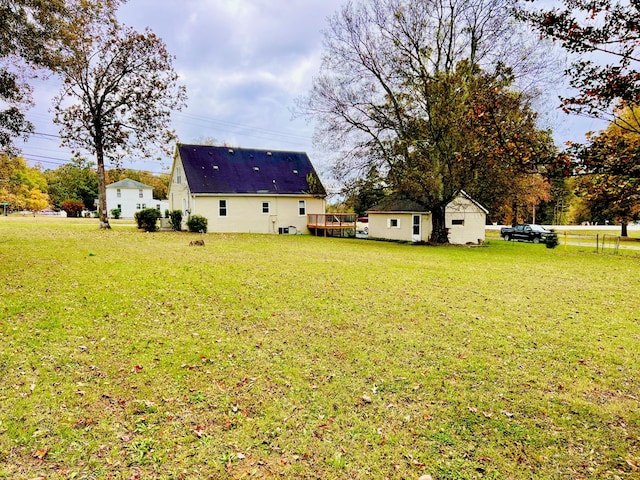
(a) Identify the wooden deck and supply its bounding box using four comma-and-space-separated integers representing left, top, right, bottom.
307, 213, 357, 237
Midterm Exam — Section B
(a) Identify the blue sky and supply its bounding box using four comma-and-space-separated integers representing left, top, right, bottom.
16, 0, 606, 186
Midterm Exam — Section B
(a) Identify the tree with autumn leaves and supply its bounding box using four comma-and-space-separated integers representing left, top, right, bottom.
521, 0, 640, 132
52, 1, 186, 229
299, 0, 557, 242
523, 0, 640, 233
2, 1, 185, 228
569, 111, 640, 236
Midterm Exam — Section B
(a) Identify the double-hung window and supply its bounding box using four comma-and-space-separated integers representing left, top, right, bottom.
219, 199, 227, 217
262, 202, 270, 214
298, 200, 306, 216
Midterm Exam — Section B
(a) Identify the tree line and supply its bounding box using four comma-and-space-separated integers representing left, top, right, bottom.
2, 0, 638, 238
0, 153, 169, 216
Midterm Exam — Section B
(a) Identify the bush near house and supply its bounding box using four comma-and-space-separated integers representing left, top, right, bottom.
169, 210, 183, 231
110, 208, 121, 219
134, 208, 160, 232
186, 214, 207, 233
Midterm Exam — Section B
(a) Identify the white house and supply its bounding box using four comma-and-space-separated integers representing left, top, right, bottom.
367, 191, 488, 244
168, 144, 327, 234
105, 178, 168, 219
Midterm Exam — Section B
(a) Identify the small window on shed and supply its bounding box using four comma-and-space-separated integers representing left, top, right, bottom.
452, 219, 464, 226
388, 218, 400, 228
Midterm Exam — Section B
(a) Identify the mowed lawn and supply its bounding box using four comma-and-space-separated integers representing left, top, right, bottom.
1, 218, 639, 479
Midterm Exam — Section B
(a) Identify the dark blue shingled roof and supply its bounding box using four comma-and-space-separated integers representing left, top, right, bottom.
177, 144, 326, 196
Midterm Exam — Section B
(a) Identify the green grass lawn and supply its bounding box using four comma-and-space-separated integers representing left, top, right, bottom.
1, 218, 639, 479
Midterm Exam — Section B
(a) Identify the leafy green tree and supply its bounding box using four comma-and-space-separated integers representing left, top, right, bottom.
298, 0, 557, 243
521, 0, 640, 132
45, 158, 98, 210
52, 1, 186, 229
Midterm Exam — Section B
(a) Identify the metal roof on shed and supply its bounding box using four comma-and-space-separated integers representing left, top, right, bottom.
177, 144, 326, 196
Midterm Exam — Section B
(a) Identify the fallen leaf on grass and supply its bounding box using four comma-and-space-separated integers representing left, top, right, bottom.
193, 425, 206, 438
33, 447, 49, 459
131, 365, 143, 373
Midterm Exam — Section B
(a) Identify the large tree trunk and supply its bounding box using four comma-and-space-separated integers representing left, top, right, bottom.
621, 221, 628, 237
430, 203, 449, 244
96, 148, 111, 229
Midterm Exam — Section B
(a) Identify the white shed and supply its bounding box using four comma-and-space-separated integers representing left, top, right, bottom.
367, 191, 488, 244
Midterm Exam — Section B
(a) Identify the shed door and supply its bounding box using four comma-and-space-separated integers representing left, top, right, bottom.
412, 214, 421, 242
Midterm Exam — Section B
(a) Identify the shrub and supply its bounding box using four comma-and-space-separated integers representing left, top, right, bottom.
135, 208, 160, 232
546, 231, 559, 249
186, 214, 208, 233
110, 208, 121, 219
169, 210, 183, 231
61, 199, 84, 218
164, 209, 170, 218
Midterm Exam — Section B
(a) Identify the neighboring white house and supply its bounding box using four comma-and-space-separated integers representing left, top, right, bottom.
105, 178, 168, 219
367, 191, 488, 244
168, 144, 327, 234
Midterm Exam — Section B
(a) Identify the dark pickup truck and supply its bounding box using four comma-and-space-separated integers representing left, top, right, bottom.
501, 224, 553, 244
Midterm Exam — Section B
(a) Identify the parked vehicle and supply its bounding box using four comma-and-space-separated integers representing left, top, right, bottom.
501, 224, 554, 244
356, 216, 369, 235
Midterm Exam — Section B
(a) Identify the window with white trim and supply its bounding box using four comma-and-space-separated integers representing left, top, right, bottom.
262, 202, 270, 214
176, 167, 182, 184
219, 199, 227, 217
139, 189, 143, 198
452, 219, 464, 226
388, 218, 400, 228
116, 189, 121, 198
298, 200, 306, 216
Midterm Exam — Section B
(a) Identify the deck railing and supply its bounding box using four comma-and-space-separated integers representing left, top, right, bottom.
307, 213, 357, 228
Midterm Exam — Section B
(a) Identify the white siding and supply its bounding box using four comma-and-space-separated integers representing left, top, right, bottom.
106, 185, 154, 219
